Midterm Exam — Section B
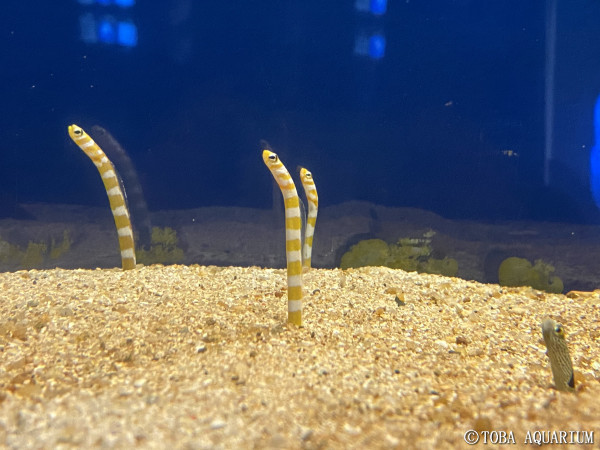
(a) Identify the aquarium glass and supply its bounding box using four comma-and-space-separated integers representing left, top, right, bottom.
1, 1, 599, 292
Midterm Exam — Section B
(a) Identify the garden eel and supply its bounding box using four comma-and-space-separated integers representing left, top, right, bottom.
91, 125, 153, 250
299, 167, 318, 271
262, 150, 303, 326
68, 124, 136, 270
541, 318, 575, 392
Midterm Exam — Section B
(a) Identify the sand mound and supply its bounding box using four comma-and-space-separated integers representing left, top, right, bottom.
0, 265, 598, 448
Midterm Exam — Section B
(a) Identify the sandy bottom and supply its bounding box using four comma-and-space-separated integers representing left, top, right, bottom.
0, 265, 599, 449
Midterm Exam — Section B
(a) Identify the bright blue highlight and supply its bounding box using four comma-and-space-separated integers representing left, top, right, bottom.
370, 0, 387, 15
590, 95, 600, 207
98, 19, 116, 44
82, 15, 137, 47
78, 0, 135, 5
117, 22, 138, 47
115, 0, 135, 7
354, 33, 386, 60
368, 34, 386, 59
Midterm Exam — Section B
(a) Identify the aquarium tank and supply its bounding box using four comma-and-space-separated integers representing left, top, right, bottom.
1, 0, 600, 292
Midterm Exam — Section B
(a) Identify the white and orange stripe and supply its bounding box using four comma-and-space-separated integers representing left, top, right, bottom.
68, 124, 136, 270
262, 150, 303, 326
299, 167, 318, 271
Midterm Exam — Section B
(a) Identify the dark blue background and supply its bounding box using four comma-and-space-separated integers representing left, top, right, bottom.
1, 1, 599, 222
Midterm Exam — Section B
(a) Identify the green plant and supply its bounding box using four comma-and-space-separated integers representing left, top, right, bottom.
498, 257, 563, 294
0, 237, 23, 264
50, 230, 72, 259
21, 242, 47, 269
340, 231, 458, 277
136, 227, 184, 265
0, 230, 72, 269
340, 239, 389, 269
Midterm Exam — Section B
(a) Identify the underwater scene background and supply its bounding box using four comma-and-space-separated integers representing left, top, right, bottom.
2, 0, 600, 291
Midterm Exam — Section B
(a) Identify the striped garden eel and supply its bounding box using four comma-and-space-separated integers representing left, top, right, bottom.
299, 167, 318, 271
262, 150, 303, 326
68, 124, 136, 270
541, 318, 575, 392
91, 125, 153, 250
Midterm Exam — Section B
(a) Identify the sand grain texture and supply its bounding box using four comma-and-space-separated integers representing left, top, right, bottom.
0, 265, 599, 448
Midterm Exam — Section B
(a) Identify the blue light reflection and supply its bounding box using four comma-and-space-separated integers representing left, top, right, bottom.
354, 33, 386, 60
77, 0, 135, 6
117, 21, 138, 47
589, 95, 600, 207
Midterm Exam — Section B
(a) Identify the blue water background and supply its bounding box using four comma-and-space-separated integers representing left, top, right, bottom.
1, 1, 600, 222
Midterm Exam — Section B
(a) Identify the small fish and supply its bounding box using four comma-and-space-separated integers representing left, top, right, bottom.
501, 149, 519, 158
422, 229, 436, 239
299, 167, 318, 271
541, 318, 575, 392
262, 150, 303, 326
68, 124, 136, 270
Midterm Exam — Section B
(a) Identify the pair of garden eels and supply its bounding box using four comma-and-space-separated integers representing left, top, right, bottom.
262, 150, 319, 327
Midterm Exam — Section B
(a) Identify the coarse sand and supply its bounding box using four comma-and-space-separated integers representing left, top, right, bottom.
0, 265, 599, 448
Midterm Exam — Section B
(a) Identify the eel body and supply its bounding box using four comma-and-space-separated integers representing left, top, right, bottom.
541, 318, 575, 392
91, 125, 152, 249
299, 167, 318, 271
68, 124, 136, 270
262, 150, 303, 326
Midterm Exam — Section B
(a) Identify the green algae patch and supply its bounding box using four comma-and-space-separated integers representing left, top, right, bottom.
498, 256, 563, 294
49, 230, 72, 260
137, 226, 184, 265
340, 232, 458, 277
340, 239, 390, 269
0, 230, 73, 270
21, 242, 48, 269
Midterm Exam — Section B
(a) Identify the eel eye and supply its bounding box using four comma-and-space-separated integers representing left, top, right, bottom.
74, 128, 82, 136
269, 154, 278, 162
555, 324, 563, 335
305, 172, 312, 179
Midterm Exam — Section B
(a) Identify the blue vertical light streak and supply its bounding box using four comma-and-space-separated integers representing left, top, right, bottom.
589, 95, 600, 207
